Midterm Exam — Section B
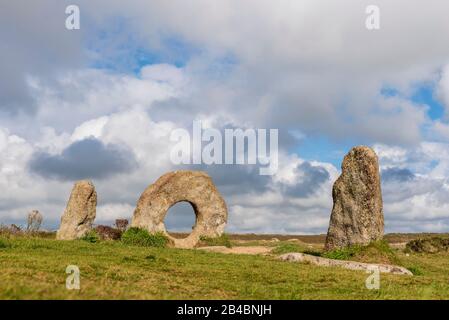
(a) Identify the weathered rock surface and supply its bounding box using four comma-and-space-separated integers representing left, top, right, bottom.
325, 146, 384, 250
56, 180, 97, 240
131, 171, 228, 248
279, 252, 412, 276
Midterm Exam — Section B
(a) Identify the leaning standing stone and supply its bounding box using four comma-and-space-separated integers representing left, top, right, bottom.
56, 180, 97, 240
325, 146, 384, 250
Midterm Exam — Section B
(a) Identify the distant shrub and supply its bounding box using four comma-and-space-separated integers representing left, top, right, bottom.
1, 224, 55, 239
94, 225, 122, 240
121, 227, 169, 248
406, 237, 449, 254
199, 233, 232, 248
80, 230, 100, 243
0, 224, 22, 237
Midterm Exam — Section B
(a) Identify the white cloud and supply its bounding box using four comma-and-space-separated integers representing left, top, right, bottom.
376, 143, 449, 232
27, 68, 182, 134
2, 61, 449, 234
71, 0, 449, 144
437, 64, 449, 116
71, 116, 109, 142
2, 1, 449, 234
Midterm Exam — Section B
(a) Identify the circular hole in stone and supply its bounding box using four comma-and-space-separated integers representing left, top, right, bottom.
164, 201, 197, 239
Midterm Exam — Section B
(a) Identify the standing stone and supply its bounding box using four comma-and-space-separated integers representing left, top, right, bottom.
27, 210, 43, 231
132, 171, 228, 249
56, 180, 97, 240
325, 146, 384, 250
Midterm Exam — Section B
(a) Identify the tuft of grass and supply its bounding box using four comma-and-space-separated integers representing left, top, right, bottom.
323, 245, 362, 260
323, 240, 402, 265
0, 237, 11, 249
80, 230, 100, 243
121, 227, 169, 248
199, 233, 232, 248
407, 265, 424, 276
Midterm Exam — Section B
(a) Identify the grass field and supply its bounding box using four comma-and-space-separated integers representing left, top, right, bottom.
1, 234, 449, 300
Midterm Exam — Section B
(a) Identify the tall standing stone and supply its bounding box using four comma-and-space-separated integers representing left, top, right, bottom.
56, 180, 97, 240
325, 146, 384, 250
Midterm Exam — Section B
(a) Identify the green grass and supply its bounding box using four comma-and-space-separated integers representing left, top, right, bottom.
323, 246, 361, 260
121, 228, 169, 248
0, 237, 449, 299
199, 233, 232, 248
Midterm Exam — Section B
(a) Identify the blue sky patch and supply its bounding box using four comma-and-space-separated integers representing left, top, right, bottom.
411, 85, 445, 120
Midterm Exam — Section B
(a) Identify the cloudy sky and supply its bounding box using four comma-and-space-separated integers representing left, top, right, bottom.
2, 0, 449, 234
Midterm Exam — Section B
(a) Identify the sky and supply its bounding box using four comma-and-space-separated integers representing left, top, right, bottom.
2, 0, 449, 234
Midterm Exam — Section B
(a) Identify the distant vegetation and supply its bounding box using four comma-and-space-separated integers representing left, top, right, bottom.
406, 237, 449, 254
